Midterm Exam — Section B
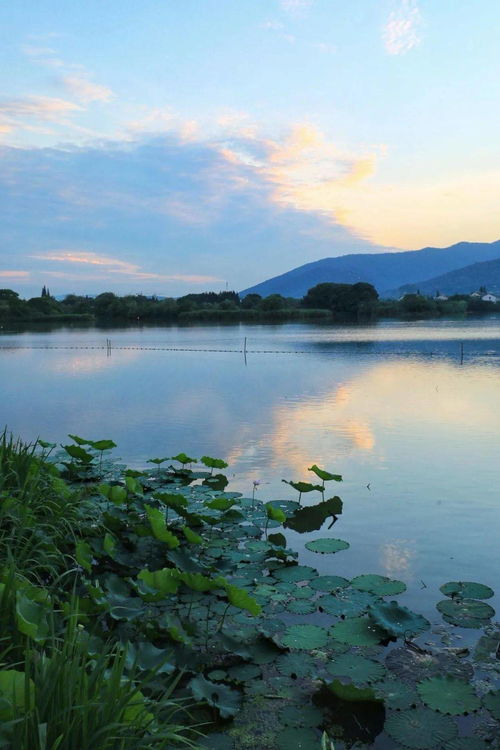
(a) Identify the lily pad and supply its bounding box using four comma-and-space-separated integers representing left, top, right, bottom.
293, 585, 315, 599
368, 600, 430, 638
226, 663, 262, 682
437, 598, 495, 628
305, 538, 349, 554
281, 624, 328, 650
374, 679, 418, 710
188, 675, 241, 718
310, 575, 350, 592
324, 679, 380, 703
384, 707, 457, 748
443, 740, 493, 750
483, 689, 500, 720
386, 648, 474, 684
439, 581, 494, 600
277, 652, 316, 679
326, 653, 386, 683
330, 617, 387, 646
417, 676, 480, 715
319, 590, 377, 618
351, 574, 406, 596
272, 565, 318, 583
286, 599, 317, 615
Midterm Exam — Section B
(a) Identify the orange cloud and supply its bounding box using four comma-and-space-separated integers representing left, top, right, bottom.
0, 270, 30, 278
61, 75, 114, 103
0, 96, 82, 121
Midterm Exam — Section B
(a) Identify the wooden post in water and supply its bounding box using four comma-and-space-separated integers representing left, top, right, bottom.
243, 336, 247, 366
460, 341, 464, 365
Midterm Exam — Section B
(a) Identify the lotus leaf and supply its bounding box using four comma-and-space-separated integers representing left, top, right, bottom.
436, 598, 495, 628
319, 590, 376, 618
225, 584, 262, 615
62, 444, 94, 463
308, 465, 342, 482
351, 574, 406, 596
182, 526, 203, 544
384, 707, 457, 749
189, 675, 241, 718
324, 679, 380, 703
137, 568, 180, 596
280, 703, 323, 727
310, 575, 349, 592
205, 497, 235, 511
265, 502, 286, 524
286, 599, 317, 615
171, 453, 197, 465
368, 600, 430, 638
75, 540, 93, 572
91, 439, 117, 451
483, 689, 500, 720
439, 581, 494, 600
201, 455, 229, 470
0, 670, 35, 721
374, 679, 418, 710
326, 653, 386, 683
276, 652, 316, 678
417, 676, 480, 715
281, 624, 328, 650
126, 641, 175, 674
145, 505, 179, 548
272, 565, 318, 583
305, 538, 349, 554
282, 480, 324, 494
330, 617, 387, 646
246, 640, 281, 664
200, 733, 234, 749
207, 670, 227, 681
268, 532, 287, 547
276, 727, 319, 749
16, 592, 50, 642
226, 663, 261, 682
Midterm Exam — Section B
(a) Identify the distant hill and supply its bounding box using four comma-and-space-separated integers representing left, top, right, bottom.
390, 257, 500, 298
240, 240, 500, 298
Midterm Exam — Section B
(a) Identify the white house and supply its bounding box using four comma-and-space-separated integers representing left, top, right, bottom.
481, 293, 498, 303
435, 294, 448, 301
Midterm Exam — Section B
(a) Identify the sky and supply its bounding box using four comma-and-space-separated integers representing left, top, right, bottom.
1, 0, 500, 298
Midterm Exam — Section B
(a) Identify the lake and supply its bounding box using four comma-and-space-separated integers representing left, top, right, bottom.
1, 317, 499, 624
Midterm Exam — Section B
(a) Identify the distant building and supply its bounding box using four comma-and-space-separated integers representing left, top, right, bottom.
470, 291, 482, 298
435, 294, 448, 301
481, 293, 498, 302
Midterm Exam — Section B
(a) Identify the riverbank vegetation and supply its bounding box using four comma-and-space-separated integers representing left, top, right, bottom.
1, 432, 499, 748
2, 284, 499, 326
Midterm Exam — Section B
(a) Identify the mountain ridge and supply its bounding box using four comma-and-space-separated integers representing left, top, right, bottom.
240, 239, 500, 298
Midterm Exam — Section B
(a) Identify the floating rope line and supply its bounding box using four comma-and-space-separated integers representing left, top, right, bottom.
0, 344, 315, 355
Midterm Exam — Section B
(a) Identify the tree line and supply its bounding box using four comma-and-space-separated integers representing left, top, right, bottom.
0, 283, 498, 324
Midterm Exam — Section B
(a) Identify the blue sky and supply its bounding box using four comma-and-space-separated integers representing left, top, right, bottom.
1, 0, 500, 297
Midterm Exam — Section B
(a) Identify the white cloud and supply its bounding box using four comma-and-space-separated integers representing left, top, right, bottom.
383, 0, 422, 55
61, 75, 114, 103
280, 0, 313, 14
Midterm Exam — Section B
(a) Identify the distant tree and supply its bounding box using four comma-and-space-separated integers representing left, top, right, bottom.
241, 293, 262, 309
260, 294, 286, 311
41, 285, 47, 297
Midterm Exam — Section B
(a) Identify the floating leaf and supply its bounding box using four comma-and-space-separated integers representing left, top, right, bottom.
319, 591, 376, 618
286, 599, 317, 615
276, 652, 316, 679
305, 538, 349, 554
189, 675, 241, 718
308, 465, 342, 482
385, 648, 474, 685
483, 689, 500, 720
330, 617, 387, 646
368, 600, 430, 638
417, 676, 480, 715
281, 624, 328, 650
350, 574, 406, 596
324, 679, 381, 703
272, 565, 318, 583
384, 708, 457, 749
374, 679, 418, 710
440, 581, 494, 600
226, 664, 261, 682
310, 575, 349, 592
205, 497, 235, 511
443, 740, 492, 750
126, 641, 175, 675
326, 653, 386, 684
437, 598, 495, 628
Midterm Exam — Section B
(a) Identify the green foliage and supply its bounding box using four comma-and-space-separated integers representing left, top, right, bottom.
367, 600, 430, 638
308, 465, 342, 482
417, 677, 480, 715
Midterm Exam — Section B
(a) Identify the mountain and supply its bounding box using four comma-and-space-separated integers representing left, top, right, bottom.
390, 257, 500, 298
239, 240, 500, 298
